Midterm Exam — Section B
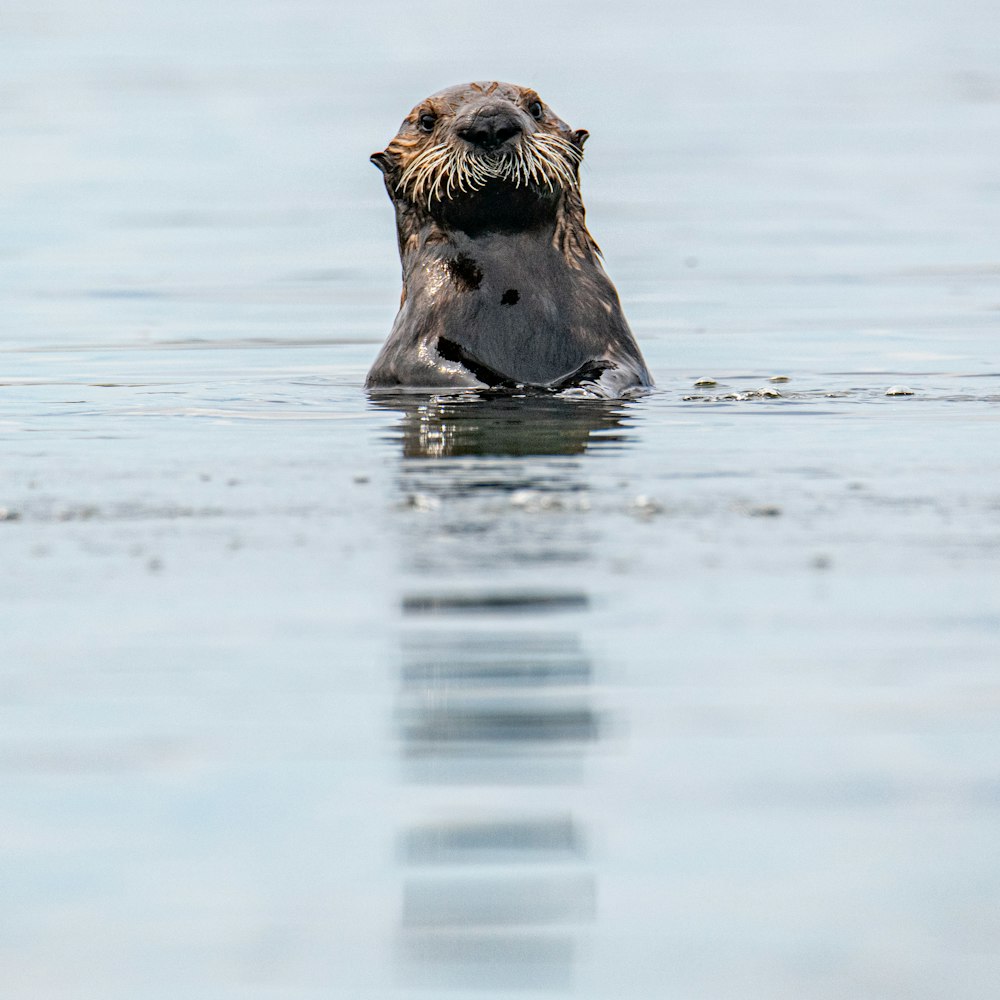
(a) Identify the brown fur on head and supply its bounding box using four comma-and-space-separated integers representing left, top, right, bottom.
372, 82, 596, 258
372, 82, 589, 209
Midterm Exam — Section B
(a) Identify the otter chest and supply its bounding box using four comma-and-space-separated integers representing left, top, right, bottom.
413, 237, 612, 385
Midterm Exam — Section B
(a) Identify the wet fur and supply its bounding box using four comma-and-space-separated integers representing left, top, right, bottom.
366, 81, 652, 397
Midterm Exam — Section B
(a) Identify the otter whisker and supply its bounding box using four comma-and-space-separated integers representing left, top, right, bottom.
519, 146, 532, 188
429, 164, 447, 209
524, 140, 546, 187
526, 145, 558, 191
400, 143, 455, 207
397, 121, 583, 209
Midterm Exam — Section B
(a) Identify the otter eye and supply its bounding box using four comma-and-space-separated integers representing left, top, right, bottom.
418, 112, 437, 133
528, 101, 543, 120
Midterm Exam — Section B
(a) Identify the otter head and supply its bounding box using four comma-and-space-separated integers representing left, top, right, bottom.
371, 82, 589, 236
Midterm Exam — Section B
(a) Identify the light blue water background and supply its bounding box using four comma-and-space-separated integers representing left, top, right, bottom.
2, 1, 1000, 997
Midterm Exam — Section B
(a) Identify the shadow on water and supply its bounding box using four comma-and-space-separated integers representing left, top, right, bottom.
371, 392, 639, 994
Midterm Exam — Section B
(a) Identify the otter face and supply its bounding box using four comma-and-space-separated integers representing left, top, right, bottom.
371, 82, 589, 214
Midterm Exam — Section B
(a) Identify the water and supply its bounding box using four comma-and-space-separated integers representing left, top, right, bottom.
2, 1, 1000, 997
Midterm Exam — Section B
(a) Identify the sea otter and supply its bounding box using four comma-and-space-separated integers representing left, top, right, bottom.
366, 81, 652, 397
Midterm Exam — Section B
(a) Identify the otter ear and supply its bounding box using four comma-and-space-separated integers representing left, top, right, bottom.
573, 129, 590, 149
370, 150, 395, 175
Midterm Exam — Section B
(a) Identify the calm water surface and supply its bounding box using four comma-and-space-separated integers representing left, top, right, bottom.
2, 2, 1000, 998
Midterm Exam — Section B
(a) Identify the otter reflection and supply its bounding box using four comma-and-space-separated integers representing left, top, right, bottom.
373, 392, 636, 574
374, 394, 631, 994
396, 627, 599, 992
368, 391, 632, 459
378, 391, 636, 993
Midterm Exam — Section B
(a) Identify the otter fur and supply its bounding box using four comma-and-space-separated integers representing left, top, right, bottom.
366, 81, 652, 397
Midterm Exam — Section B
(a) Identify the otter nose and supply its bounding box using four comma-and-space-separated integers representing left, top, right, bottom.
458, 108, 523, 151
